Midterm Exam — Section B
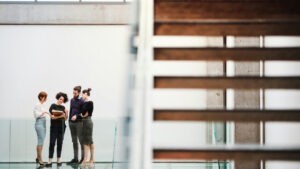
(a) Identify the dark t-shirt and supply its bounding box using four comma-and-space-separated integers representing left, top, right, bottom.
49, 103, 66, 126
82, 101, 94, 117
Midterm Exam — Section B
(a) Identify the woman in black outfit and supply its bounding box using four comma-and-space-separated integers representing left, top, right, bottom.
81, 88, 94, 166
46, 92, 69, 167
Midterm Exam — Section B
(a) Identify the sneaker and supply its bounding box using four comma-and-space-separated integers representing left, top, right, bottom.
66, 159, 78, 165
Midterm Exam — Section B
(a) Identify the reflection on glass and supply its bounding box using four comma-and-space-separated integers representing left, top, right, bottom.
0, 0, 34, 1
81, 0, 124, 2
0, 119, 120, 163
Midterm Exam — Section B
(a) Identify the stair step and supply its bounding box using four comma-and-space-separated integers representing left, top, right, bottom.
154, 48, 300, 61
154, 145, 300, 160
154, 109, 300, 122
154, 1, 300, 35
154, 76, 300, 89
155, 22, 300, 36
155, 1, 300, 22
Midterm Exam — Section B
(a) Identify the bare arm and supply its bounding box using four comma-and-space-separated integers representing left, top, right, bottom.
82, 112, 89, 117
65, 109, 69, 120
34, 105, 45, 118
44, 112, 51, 116
51, 114, 65, 120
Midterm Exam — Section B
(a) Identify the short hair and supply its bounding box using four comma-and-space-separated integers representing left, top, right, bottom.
38, 91, 47, 101
55, 92, 68, 103
73, 86, 82, 93
82, 88, 92, 96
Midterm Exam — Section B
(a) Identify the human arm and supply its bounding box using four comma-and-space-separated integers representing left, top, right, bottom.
69, 99, 73, 120
33, 104, 47, 118
49, 104, 53, 115
82, 112, 89, 117
64, 109, 69, 120
44, 112, 51, 116
81, 101, 93, 117
70, 99, 78, 121
70, 99, 84, 121
50, 105, 67, 120
51, 114, 65, 119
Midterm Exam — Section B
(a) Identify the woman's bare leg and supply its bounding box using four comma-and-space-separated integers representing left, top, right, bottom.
36, 146, 39, 161
37, 145, 43, 163
89, 144, 94, 163
81, 145, 89, 166
48, 158, 52, 164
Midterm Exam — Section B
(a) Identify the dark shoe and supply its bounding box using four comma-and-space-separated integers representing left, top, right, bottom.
36, 158, 39, 163
38, 161, 44, 166
57, 162, 62, 167
67, 159, 78, 165
45, 163, 52, 168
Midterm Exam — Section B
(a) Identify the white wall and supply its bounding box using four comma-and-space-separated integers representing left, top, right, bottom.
1, 26, 299, 167
0, 25, 130, 162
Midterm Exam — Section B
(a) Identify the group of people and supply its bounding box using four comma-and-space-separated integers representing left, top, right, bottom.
33, 86, 94, 167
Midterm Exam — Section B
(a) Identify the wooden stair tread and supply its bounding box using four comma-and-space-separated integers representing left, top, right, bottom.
154, 109, 300, 121
154, 76, 300, 89
154, 145, 300, 160
154, 48, 300, 61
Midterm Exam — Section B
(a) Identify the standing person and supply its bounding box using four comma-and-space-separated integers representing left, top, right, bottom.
67, 86, 84, 165
34, 91, 50, 166
81, 88, 94, 166
46, 92, 68, 167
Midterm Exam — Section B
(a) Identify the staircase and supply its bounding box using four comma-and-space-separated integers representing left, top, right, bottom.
132, 0, 300, 169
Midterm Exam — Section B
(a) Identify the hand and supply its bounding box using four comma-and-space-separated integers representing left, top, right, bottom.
43, 112, 50, 116
65, 109, 69, 119
71, 115, 77, 121
51, 115, 55, 119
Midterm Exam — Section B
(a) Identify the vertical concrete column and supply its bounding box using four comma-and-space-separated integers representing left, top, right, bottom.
205, 37, 226, 169
207, 62, 225, 144
234, 37, 261, 169
206, 37, 225, 145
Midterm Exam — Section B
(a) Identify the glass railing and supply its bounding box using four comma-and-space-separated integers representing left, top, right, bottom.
0, 119, 123, 163
153, 162, 231, 169
0, 119, 233, 169
0, 162, 231, 169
